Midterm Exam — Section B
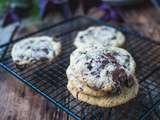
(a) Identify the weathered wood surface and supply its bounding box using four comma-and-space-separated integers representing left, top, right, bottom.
0, 3, 160, 120
0, 69, 68, 120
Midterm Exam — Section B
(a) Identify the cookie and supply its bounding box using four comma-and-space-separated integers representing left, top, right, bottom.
67, 76, 139, 107
69, 46, 136, 92
67, 66, 107, 97
74, 26, 125, 48
11, 36, 61, 66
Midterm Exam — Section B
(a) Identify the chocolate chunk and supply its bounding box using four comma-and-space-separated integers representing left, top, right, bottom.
27, 46, 31, 49
42, 48, 49, 54
96, 75, 100, 78
15, 64, 27, 70
79, 87, 83, 91
110, 36, 116, 40
80, 36, 83, 39
40, 57, 48, 61
107, 86, 121, 96
84, 73, 88, 76
126, 75, 134, 87
101, 59, 109, 69
76, 60, 80, 64
80, 51, 87, 54
125, 55, 130, 63
111, 68, 129, 91
87, 59, 93, 70
15, 60, 20, 63
113, 52, 118, 56
104, 53, 117, 63
19, 55, 24, 59
91, 71, 97, 75
106, 71, 110, 76
112, 68, 127, 82
87, 64, 92, 70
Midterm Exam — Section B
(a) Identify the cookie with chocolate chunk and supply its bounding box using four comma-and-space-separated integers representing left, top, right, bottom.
67, 66, 107, 97
74, 26, 125, 48
11, 36, 61, 67
69, 46, 136, 92
67, 76, 139, 107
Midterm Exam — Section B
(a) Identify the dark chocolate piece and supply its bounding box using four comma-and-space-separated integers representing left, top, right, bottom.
19, 55, 24, 59
87, 59, 93, 70
40, 57, 48, 61
27, 46, 31, 49
79, 87, 83, 91
104, 53, 117, 63
112, 68, 127, 82
126, 75, 134, 88
110, 36, 116, 40
107, 86, 121, 96
42, 48, 49, 54
15, 64, 27, 70
80, 36, 83, 39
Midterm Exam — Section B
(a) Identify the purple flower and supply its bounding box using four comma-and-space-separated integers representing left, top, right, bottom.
39, 0, 70, 18
3, 9, 20, 27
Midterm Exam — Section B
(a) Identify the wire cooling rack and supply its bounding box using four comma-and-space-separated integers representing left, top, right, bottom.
0, 16, 160, 120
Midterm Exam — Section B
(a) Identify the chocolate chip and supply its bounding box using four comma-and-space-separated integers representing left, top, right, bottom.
80, 36, 83, 39
80, 87, 83, 91
87, 64, 92, 70
76, 60, 80, 64
96, 75, 100, 78
101, 59, 109, 69
84, 73, 88, 76
91, 71, 96, 75
42, 48, 49, 54
40, 57, 48, 61
15, 60, 20, 63
107, 86, 121, 96
26, 57, 30, 61
87, 59, 93, 70
125, 55, 130, 63
104, 53, 117, 63
113, 52, 118, 56
16, 64, 27, 70
19, 55, 24, 59
112, 68, 126, 82
80, 51, 87, 54
126, 75, 134, 87
27, 46, 31, 49
110, 36, 116, 40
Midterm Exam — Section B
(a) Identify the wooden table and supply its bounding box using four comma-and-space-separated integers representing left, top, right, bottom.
0, 3, 160, 120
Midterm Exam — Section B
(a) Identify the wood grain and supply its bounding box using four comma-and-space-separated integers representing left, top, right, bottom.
0, 69, 70, 120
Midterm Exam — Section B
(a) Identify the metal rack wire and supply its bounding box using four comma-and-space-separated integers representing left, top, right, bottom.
0, 16, 160, 120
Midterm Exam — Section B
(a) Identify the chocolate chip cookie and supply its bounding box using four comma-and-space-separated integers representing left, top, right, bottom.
74, 26, 125, 48
69, 46, 136, 92
11, 36, 61, 67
